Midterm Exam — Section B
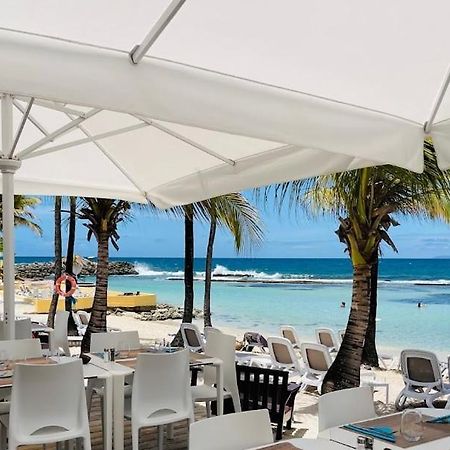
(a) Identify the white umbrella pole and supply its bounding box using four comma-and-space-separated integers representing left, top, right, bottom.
1, 94, 21, 340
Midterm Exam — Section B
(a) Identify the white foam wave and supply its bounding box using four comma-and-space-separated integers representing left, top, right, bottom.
132, 262, 450, 285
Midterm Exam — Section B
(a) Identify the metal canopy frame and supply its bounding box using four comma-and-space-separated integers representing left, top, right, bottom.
129, 0, 186, 64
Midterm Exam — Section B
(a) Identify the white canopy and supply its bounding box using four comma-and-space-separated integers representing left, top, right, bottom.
1, 1, 450, 337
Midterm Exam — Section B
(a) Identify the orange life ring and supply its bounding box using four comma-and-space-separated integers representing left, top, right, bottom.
54, 274, 77, 297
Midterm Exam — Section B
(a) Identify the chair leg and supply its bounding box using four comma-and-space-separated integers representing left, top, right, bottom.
158, 425, 164, 450
131, 426, 139, 450
206, 401, 211, 418
167, 422, 174, 440
0, 423, 6, 450
83, 432, 92, 450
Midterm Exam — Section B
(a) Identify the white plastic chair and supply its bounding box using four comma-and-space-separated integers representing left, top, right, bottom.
90, 330, 140, 353
318, 386, 376, 436
315, 328, 340, 353
124, 349, 193, 450
0, 338, 42, 360
395, 349, 450, 409
50, 310, 70, 356
299, 342, 332, 393
181, 323, 205, 352
280, 325, 301, 349
204, 326, 221, 339
191, 332, 241, 417
0, 318, 32, 340
267, 336, 302, 378
189, 409, 273, 450
3, 359, 91, 449
87, 331, 140, 413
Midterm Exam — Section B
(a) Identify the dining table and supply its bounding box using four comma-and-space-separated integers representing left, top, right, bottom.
88, 347, 224, 450
0, 355, 114, 450
326, 408, 450, 450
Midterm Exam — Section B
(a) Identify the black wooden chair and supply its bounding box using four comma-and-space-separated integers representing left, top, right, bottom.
236, 364, 300, 440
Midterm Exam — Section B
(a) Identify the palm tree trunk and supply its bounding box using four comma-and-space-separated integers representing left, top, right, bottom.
81, 231, 109, 353
48, 196, 62, 328
171, 208, 195, 346
204, 217, 217, 327
362, 255, 379, 367
65, 196, 78, 334
321, 263, 372, 393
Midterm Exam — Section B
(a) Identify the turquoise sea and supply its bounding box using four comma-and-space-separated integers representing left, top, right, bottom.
17, 257, 450, 354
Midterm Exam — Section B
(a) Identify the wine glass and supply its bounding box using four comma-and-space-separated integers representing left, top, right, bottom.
401, 409, 424, 442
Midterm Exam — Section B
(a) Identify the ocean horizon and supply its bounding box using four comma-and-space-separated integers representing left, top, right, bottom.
16, 256, 450, 355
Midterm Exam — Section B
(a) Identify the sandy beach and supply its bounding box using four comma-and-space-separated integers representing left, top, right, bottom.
7, 294, 412, 439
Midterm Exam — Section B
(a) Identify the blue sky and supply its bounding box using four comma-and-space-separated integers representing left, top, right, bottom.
15, 196, 450, 259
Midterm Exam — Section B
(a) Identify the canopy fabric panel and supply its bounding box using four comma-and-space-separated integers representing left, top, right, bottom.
1, 1, 450, 207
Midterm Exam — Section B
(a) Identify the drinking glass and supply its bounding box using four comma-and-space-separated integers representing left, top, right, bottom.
401, 409, 424, 442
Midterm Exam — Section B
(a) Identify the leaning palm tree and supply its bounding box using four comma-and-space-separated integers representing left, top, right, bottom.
269, 142, 450, 392
79, 198, 131, 353
0, 195, 42, 236
203, 194, 263, 327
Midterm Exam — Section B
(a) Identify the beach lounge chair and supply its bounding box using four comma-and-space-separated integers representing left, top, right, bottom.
299, 342, 332, 393
318, 386, 376, 437
280, 325, 301, 349
315, 328, 340, 354
189, 410, 273, 450
242, 331, 268, 352
181, 323, 205, 352
267, 336, 303, 379
395, 349, 450, 409
191, 332, 241, 417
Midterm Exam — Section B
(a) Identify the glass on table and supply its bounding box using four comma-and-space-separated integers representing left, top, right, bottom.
401, 409, 424, 442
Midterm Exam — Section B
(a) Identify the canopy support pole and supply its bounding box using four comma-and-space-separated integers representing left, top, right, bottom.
1, 94, 21, 340
129, 0, 186, 64
424, 66, 450, 134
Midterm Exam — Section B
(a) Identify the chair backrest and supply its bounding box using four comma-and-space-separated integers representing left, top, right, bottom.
267, 336, 301, 372
0, 318, 32, 340
280, 325, 300, 348
9, 359, 89, 440
180, 323, 205, 352
204, 326, 221, 339
77, 310, 90, 326
315, 328, 340, 351
318, 386, 376, 432
189, 410, 273, 450
90, 330, 140, 353
0, 338, 42, 360
51, 311, 70, 355
132, 349, 193, 422
301, 342, 332, 375
400, 349, 442, 388
203, 332, 239, 398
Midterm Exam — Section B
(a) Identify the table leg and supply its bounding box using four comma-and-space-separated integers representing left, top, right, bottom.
103, 375, 113, 450
113, 374, 125, 450
216, 362, 224, 415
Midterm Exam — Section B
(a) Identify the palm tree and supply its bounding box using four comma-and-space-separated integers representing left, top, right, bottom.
48, 196, 62, 328
270, 142, 450, 392
64, 196, 78, 334
79, 198, 131, 353
203, 194, 263, 327
171, 194, 263, 344
0, 195, 42, 236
